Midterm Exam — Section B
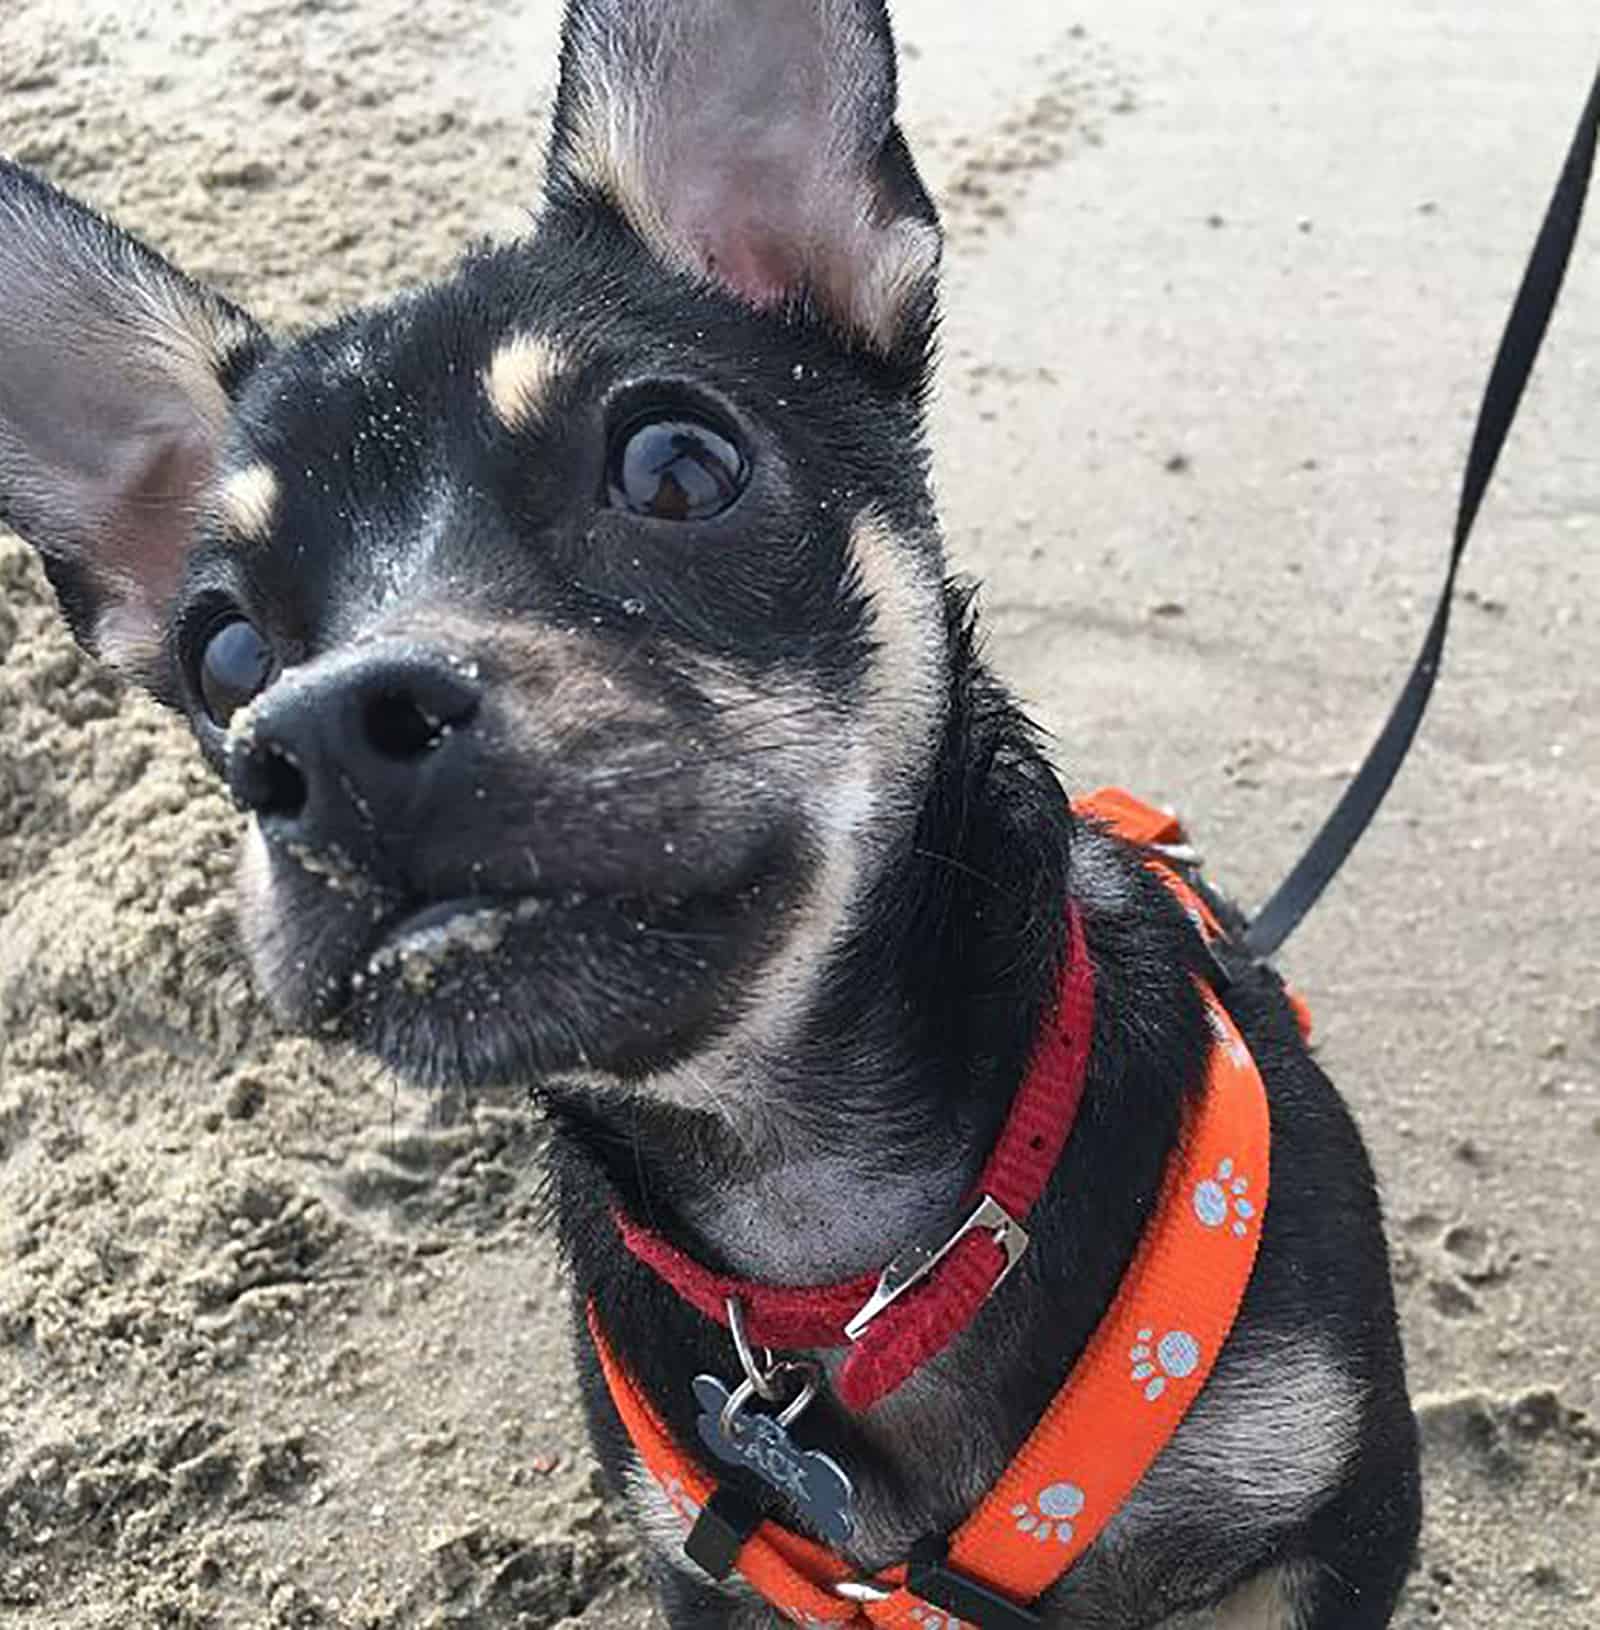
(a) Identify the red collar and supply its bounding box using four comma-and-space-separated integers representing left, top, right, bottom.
613, 905, 1095, 1413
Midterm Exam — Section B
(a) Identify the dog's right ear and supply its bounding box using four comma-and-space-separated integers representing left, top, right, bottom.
0, 161, 269, 695
545, 0, 940, 357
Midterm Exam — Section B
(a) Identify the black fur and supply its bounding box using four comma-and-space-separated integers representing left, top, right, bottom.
0, 1, 1420, 1624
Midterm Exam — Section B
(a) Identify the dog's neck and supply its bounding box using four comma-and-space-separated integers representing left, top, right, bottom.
547, 640, 1211, 1562
546, 630, 1076, 1289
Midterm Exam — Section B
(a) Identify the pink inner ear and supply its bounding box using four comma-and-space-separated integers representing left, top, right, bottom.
88, 418, 218, 668
638, 27, 861, 311
689, 192, 805, 309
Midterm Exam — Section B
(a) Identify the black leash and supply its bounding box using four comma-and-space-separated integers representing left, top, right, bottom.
1245, 62, 1600, 960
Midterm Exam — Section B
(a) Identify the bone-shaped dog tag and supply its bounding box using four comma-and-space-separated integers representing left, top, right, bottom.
692, 1374, 856, 1547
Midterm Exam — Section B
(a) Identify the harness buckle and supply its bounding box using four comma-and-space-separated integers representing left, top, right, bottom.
845, 1194, 1030, 1342
683, 1487, 764, 1582
907, 1535, 1042, 1629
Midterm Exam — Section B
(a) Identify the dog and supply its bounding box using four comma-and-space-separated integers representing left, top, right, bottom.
0, 1, 1421, 1624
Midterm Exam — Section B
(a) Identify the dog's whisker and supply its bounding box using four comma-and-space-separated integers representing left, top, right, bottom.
908, 845, 1019, 900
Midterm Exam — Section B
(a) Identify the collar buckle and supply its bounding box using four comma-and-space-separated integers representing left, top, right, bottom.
844, 1194, 1030, 1342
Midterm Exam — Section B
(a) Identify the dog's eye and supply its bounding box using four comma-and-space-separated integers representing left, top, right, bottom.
607, 416, 747, 521
199, 618, 275, 727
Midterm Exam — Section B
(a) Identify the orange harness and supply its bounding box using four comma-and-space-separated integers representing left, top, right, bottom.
591, 791, 1277, 1627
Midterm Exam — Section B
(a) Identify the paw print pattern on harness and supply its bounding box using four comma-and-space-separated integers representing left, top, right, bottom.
911, 1608, 972, 1630
1011, 1480, 1086, 1544
1128, 1328, 1202, 1402
1193, 1157, 1256, 1238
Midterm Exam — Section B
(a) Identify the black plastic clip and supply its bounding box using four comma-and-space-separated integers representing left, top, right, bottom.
683, 1487, 764, 1582
906, 1536, 1042, 1630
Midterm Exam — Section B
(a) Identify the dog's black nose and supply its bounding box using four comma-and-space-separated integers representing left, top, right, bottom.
229, 648, 482, 862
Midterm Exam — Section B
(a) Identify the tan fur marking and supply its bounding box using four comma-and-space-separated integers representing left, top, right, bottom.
117, 259, 248, 444
219, 463, 280, 544
648, 518, 948, 1130
1205, 1564, 1313, 1630
832, 219, 942, 352
848, 512, 947, 781
564, 75, 680, 270
93, 601, 166, 679
483, 333, 568, 432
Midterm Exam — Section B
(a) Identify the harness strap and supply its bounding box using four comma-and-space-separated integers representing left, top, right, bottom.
935, 983, 1268, 1607
1076, 791, 1313, 1041
1247, 63, 1600, 958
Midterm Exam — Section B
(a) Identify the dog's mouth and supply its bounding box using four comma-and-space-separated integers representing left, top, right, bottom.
356, 894, 555, 993
242, 835, 798, 1089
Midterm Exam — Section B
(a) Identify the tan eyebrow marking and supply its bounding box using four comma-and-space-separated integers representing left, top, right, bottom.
219, 462, 280, 543
483, 333, 570, 432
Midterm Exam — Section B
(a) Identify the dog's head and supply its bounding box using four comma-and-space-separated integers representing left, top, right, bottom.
0, 0, 957, 1091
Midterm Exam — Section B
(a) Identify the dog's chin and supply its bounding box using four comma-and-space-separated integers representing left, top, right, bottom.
248, 867, 790, 1091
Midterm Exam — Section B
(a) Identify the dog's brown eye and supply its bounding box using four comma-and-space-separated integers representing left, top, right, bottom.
199, 618, 274, 727
608, 417, 747, 521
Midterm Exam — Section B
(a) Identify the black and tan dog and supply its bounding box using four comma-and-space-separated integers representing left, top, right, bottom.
0, 2, 1420, 1624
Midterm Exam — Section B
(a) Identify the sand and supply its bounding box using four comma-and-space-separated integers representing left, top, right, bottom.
0, 1, 1596, 1625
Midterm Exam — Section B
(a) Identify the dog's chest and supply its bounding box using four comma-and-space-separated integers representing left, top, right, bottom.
625, 1317, 1361, 1623
673, 1157, 1010, 1550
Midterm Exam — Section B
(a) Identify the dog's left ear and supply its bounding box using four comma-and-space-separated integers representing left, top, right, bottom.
0, 161, 269, 693
546, 0, 941, 354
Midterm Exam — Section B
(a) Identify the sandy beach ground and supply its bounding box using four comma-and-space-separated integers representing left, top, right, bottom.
1, 1, 1596, 1625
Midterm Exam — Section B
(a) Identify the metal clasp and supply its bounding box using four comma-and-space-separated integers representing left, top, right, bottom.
721, 1297, 821, 1439
833, 1579, 896, 1604
844, 1194, 1030, 1342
